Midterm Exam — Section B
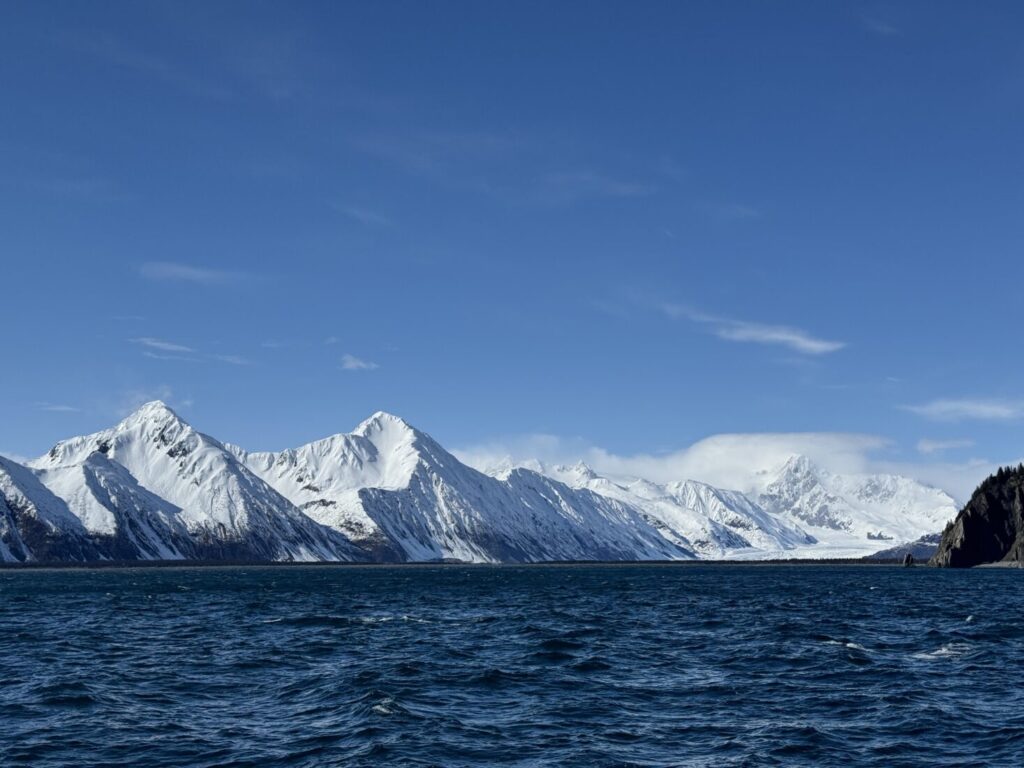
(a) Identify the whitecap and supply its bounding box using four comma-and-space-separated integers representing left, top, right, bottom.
372, 696, 396, 715
912, 642, 971, 660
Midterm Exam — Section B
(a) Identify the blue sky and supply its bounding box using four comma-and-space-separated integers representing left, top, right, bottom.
2, 1, 1023, 496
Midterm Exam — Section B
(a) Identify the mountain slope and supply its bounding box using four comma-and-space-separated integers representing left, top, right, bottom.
33, 452, 195, 560
756, 456, 956, 556
234, 413, 695, 563
0, 456, 103, 563
29, 402, 364, 562
509, 461, 814, 558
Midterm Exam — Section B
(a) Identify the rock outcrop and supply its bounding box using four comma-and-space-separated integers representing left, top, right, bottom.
931, 465, 1024, 567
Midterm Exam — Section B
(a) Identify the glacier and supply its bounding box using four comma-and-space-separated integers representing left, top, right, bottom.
0, 402, 958, 564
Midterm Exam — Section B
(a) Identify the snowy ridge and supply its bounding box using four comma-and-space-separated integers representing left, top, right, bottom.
0, 456, 101, 562
234, 414, 695, 563
754, 456, 957, 556
498, 460, 814, 558
0, 402, 958, 563
487, 456, 957, 560
26, 402, 364, 563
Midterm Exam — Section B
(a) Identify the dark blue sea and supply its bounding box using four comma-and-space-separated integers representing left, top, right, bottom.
1, 564, 1022, 767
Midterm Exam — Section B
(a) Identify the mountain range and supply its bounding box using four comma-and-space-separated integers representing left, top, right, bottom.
0, 402, 957, 564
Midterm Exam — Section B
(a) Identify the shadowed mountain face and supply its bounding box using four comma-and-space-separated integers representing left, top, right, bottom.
931, 466, 1024, 568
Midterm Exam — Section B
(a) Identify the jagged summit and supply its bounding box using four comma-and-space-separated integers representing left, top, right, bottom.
125, 399, 180, 422
354, 410, 417, 436
111, 401, 190, 440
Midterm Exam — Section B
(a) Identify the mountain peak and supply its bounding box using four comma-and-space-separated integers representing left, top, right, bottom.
121, 400, 183, 428
559, 460, 598, 482
353, 411, 417, 439
777, 454, 815, 477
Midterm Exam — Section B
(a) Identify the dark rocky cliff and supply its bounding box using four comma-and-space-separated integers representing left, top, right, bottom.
931, 465, 1024, 567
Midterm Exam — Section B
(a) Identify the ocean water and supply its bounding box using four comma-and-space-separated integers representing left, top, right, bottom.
1, 564, 1022, 767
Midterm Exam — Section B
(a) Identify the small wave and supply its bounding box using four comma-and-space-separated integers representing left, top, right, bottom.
530, 650, 575, 664
371, 696, 397, 716
539, 637, 585, 652
912, 642, 972, 660
820, 638, 867, 651
572, 657, 612, 672
269, 614, 395, 628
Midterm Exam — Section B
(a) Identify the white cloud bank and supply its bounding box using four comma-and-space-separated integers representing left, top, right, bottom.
455, 431, 1013, 503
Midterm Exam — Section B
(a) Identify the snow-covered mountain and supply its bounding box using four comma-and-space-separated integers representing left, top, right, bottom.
753, 455, 957, 557
232, 412, 693, 563
0, 402, 959, 563
484, 455, 957, 560
0, 456, 103, 563
496, 460, 815, 558
25, 402, 364, 563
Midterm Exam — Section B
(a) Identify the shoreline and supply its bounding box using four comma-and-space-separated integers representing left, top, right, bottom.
0, 557, 918, 572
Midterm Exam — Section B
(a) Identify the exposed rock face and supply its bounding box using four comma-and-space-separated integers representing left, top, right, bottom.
931, 466, 1024, 567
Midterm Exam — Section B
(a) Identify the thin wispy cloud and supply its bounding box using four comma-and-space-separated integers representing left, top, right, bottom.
861, 17, 900, 37
143, 351, 199, 362
56, 29, 234, 101
903, 398, 1024, 422
917, 438, 975, 455
352, 130, 520, 176
138, 261, 250, 285
335, 204, 392, 227
261, 339, 310, 350
131, 337, 195, 353
537, 171, 656, 205
341, 354, 379, 371
664, 305, 845, 355
210, 354, 252, 366
324, 336, 340, 346
35, 403, 80, 413
702, 202, 764, 223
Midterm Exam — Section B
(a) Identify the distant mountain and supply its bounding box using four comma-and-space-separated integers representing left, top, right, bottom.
0, 402, 959, 564
489, 455, 955, 560
754, 455, 956, 556
932, 465, 1024, 567
494, 460, 814, 558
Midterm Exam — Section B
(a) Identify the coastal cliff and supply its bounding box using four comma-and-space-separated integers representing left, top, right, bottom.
931, 465, 1024, 567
